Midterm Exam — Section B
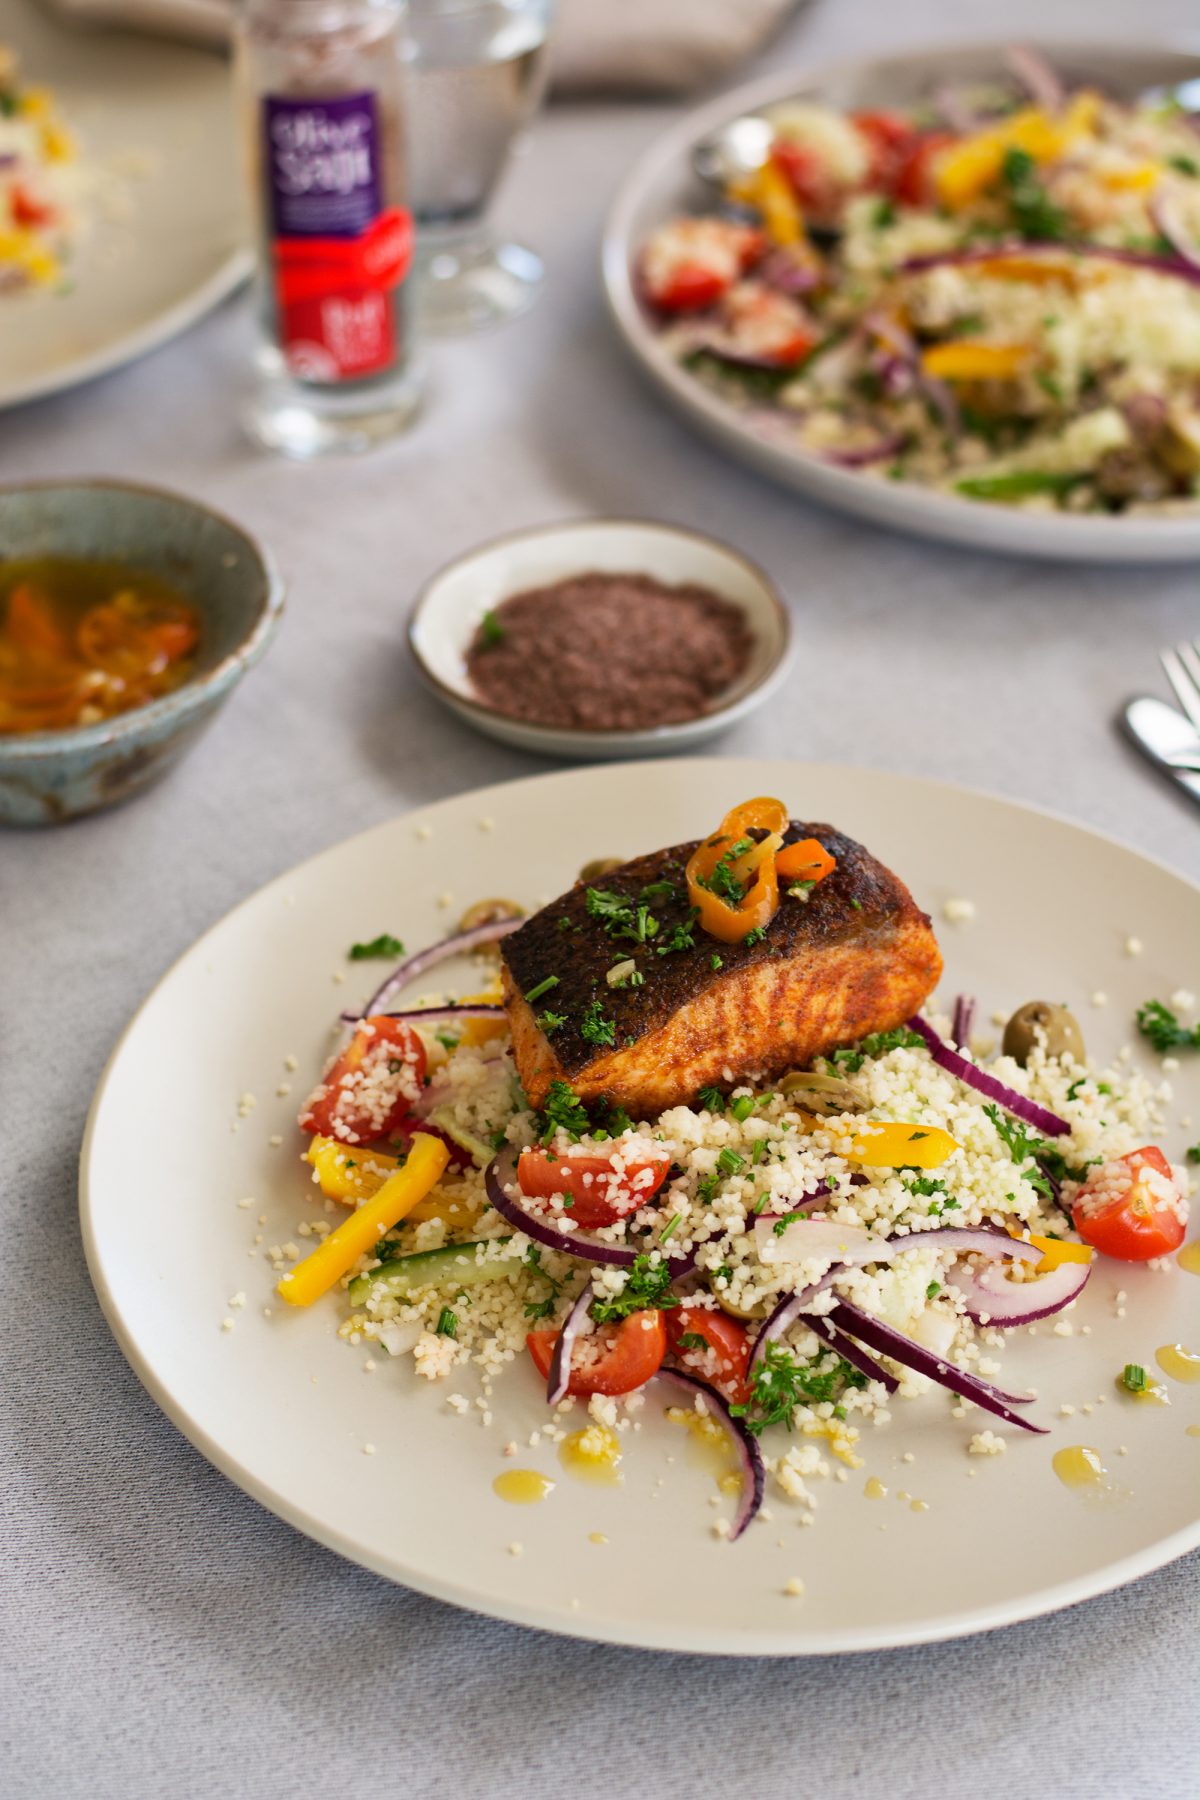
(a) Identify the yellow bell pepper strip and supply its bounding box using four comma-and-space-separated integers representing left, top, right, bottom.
847, 1122, 960, 1169
279, 1131, 450, 1306
685, 796, 788, 944
457, 989, 508, 1046
1008, 1227, 1095, 1271
920, 342, 1033, 382
304, 1133, 474, 1225
1100, 162, 1160, 192
775, 837, 837, 886
729, 160, 807, 247
933, 97, 1098, 210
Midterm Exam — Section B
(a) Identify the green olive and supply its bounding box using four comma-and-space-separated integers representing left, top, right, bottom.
578, 857, 624, 884
458, 897, 525, 934
705, 1272, 769, 1321
1002, 1000, 1085, 1066
779, 1069, 865, 1114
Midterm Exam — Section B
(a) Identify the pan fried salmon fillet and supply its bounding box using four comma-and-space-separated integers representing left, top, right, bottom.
501, 821, 942, 1116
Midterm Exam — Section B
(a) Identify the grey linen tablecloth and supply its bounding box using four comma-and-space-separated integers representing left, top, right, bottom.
3, 0, 1200, 1793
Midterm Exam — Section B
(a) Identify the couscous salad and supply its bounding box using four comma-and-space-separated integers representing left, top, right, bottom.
636, 48, 1200, 515
275, 798, 1192, 1537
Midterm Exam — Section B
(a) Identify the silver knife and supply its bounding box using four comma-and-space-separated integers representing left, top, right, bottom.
1122, 696, 1200, 807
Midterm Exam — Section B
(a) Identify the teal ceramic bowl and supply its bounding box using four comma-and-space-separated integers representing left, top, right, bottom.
0, 480, 284, 826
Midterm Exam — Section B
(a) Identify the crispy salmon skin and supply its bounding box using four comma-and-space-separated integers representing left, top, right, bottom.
501, 821, 942, 1115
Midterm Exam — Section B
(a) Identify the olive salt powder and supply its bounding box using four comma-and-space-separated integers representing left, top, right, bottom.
465, 570, 753, 732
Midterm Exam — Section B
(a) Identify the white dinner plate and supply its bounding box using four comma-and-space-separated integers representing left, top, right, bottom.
80, 761, 1200, 1654
0, 0, 249, 411
602, 40, 1200, 564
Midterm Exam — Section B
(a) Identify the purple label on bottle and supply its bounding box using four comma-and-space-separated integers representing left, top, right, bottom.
263, 91, 382, 240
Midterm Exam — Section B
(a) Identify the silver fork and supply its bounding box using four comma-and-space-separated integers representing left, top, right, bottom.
1160, 638, 1200, 737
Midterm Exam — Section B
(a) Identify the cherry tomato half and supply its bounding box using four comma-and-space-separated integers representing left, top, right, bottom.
639, 217, 765, 313
664, 1302, 752, 1405
517, 1148, 669, 1230
298, 1016, 427, 1145
851, 110, 917, 189
527, 1309, 667, 1396
1072, 1146, 1187, 1262
892, 130, 957, 207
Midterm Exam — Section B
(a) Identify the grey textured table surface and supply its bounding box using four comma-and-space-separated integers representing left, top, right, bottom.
4, 0, 1200, 1794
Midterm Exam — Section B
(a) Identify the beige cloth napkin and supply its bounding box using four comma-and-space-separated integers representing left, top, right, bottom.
42, 0, 801, 94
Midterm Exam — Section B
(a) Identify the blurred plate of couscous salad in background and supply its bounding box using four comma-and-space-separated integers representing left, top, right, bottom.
0, 0, 248, 410
605, 40, 1200, 562
80, 759, 1200, 1655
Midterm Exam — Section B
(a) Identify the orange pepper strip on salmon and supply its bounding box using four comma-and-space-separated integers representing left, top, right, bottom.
685, 796, 789, 944
278, 1131, 450, 1306
775, 838, 837, 885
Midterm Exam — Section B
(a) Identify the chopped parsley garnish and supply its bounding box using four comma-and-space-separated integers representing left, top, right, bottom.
697, 1086, 725, 1114
590, 1253, 680, 1324
1169, 153, 1200, 177
773, 1208, 807, 1235
697, 837, 754, 905
348, 933, 405, 960
522, 1245, 564, 1321
435, 1307, 458, 1338
655, 911, 699, 955
639, 879, 678, 905
580, 999, 617, 1047
904, 1174, 948, 1200
742, 926, 766, 948
658, 1212, 681, 1244
585, 886, 659, 946
1121, 1362, 1148, 1394
434, 1030, 460, 1051
1136, 999, 1200, 1053
982, 1103, 1092, 1199
871, 196, 897, 229
524, 974, 560, 1004
599, 1102, 635, 1136
479, 609, 505, 648
925, 1281, 941, 1298
787, 880, 816, 902
1000, 145, 1068, 240
1188, 1144, 1200, 1165
710, 953, 724, 970
538, 1079, 590, 1145
731, 1342, 867, 1436
829, 1027, 924, 1073
676, 1331, 707, 1351
536, 1008, 567, 1035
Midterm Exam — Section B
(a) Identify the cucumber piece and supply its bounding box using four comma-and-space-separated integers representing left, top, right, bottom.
425, 1105, 501, 1168
349, 1236, 519, 1305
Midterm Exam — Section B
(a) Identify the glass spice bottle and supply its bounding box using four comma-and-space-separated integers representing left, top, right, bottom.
235, 0, 422, 456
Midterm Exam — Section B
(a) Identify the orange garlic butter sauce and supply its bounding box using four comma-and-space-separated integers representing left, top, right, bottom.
1156, 1344, 1200, 1384
492, 1469, 554, 1505
559, 1425, 623, 1485
1052, 1446, 1109, 1490
1177, 1241, 1200, 1276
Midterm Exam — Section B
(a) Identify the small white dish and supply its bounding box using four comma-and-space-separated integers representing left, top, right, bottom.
406, 518, 792, 759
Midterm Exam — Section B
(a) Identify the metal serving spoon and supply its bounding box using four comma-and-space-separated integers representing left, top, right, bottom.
691, 114, 774, 188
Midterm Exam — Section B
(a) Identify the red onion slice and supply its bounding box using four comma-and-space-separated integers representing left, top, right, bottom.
899, 241, 1200, 289
808, 1314, 899, 1393
1150, 190, 1200, 269
951, 993, 975, 1051
822, 433, 907, 468
1005, 43, 1064, 113
484, 1149, 697, 1275
759, 1217, 1044, 1270
347, 918, 523, 1022
546, 1279, 594, 1405
658, 1368, 765, 1540
364, 1004, 506, 1027
944, 1252, 1091, 1325
907, 1014, 1070, 1138
486, 1149, 641, 1267
749, 1275, 837, 1371
830, 1299, 1046, 1430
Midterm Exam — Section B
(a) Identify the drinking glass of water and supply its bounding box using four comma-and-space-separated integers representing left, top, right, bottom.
406, 0, 552, 334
